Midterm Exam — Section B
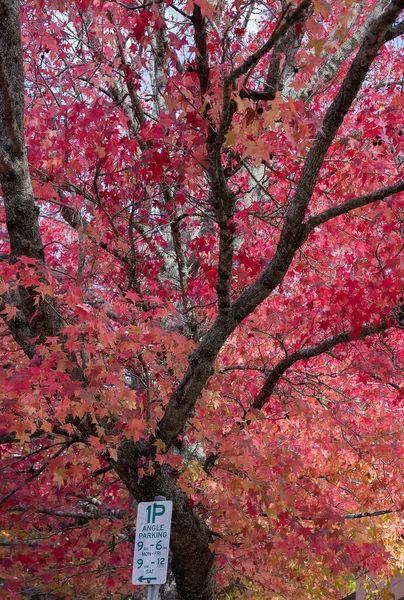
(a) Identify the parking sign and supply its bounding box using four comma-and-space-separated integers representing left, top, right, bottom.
132, 500, 173, 585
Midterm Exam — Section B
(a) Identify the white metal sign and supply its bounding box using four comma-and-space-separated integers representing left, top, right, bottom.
132, 500, 173, 585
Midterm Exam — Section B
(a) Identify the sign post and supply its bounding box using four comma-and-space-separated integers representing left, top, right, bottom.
132, 495, 172, 600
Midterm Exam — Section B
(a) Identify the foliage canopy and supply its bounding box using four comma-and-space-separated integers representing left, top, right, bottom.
1, 0, 404, 598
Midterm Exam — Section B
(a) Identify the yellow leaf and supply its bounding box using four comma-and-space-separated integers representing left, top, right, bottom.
53, 468, 67, 486
225, 131, 237, 147
154, 439, 167, 453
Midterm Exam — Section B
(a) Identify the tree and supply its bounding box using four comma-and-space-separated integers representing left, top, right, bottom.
1, 0, 404, 598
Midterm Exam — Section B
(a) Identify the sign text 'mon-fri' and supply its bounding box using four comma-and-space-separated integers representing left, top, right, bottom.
132, 500, 173, 585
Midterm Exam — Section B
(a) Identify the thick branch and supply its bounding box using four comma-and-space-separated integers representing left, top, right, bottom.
297, 0, 389, 100
304, 180, 404, 233
344, 508, 397, 519
252, 321, 389, 410
191, 0, 237, 317
0, 0, 25, 161
0, 432, 16, 444
385, 18, 404, 41
0, 0, 44, 263
37, 507, 127, 520
192, 4, 210, 96
215, 203, 236, 315
0, 0, 63, 352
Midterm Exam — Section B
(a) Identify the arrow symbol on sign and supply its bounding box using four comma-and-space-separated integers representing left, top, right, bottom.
138, 576, 157, 583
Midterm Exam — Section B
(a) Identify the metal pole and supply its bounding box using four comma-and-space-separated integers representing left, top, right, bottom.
147, 585, 160, 600
146, 496, 166, 600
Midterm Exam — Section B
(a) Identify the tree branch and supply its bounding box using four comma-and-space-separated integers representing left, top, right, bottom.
252, 321, 390, 410
385, 18, 404, 41
0, 432, 16, 445
192, 4, 210, 96
297, 0, 389, 100
343, 508, 398, 519
228, 0, 312, 84
107, 10, 145, 125
36, 507, 128, 520
304, 180, 404, 233
0, 0, 64, 352
242, 5, 309, 101
0, 0, 25, 162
